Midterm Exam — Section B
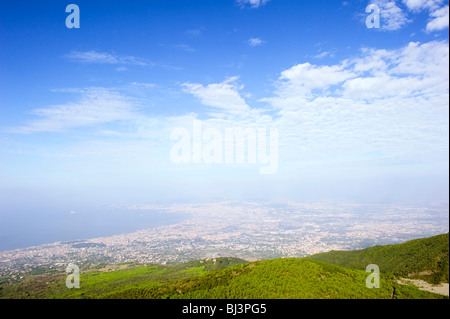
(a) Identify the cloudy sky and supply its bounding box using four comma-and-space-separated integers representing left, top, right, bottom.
0, 0, 448, 213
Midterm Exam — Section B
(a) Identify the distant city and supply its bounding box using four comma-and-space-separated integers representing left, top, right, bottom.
1, 200, 448, 280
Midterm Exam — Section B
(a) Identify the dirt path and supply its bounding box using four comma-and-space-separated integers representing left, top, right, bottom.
397, 278, 449, 296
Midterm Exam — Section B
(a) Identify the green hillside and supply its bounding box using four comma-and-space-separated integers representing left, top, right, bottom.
306, 233, 449, 284
1, 234, 448, 299
0, 257, 247, 299
2, 256, 444, 299
103, 258, 443, 299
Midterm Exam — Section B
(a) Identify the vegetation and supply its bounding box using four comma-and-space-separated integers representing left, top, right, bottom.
103, 258, 445, 299
306, 233, 449, 284
0, 257, 247, 299
0, 234, 448, 299
1, 257, 446, 300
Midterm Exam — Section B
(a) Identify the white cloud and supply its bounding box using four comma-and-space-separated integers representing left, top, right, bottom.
338, 41, 448, 100
11, 41, 449, 181
313, 51, 332, 59
182, 77, 253, 118
371, 0, 411, 30
277, 63, 356, 93
236, 0, 270, 8
390, 41, 449, 78
342, 75, 424, 99
248, 37, 265, 47
401, 0, 448, 32
351, 48, 391, 73
262, 40, 449, 163
65, 51, 148, 66
368, 0, 448, 32
402, 0, 443, 11
381, 1, 411, 30
13, 88, 139, 133
131, 82, 156, 89
427, 5, 449, 31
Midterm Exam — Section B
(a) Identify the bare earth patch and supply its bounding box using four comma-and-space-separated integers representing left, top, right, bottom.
397, 278, 449, 296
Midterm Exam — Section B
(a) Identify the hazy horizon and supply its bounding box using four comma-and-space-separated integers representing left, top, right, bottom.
0, 1, 449, 252
0, 199, 448, 252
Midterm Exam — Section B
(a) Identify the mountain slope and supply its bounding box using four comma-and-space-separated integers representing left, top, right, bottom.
1, 234, 448, 299
0, 257, 248, 299
103, 258, 444, 299
306, 233, 449, 284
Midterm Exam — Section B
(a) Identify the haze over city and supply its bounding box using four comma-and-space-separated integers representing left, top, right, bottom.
0, 0, 448, 252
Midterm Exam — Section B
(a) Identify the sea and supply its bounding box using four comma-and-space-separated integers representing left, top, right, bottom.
0, 204, 188, 252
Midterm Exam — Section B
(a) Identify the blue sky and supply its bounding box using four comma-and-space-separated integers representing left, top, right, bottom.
0, 0, 449, 215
